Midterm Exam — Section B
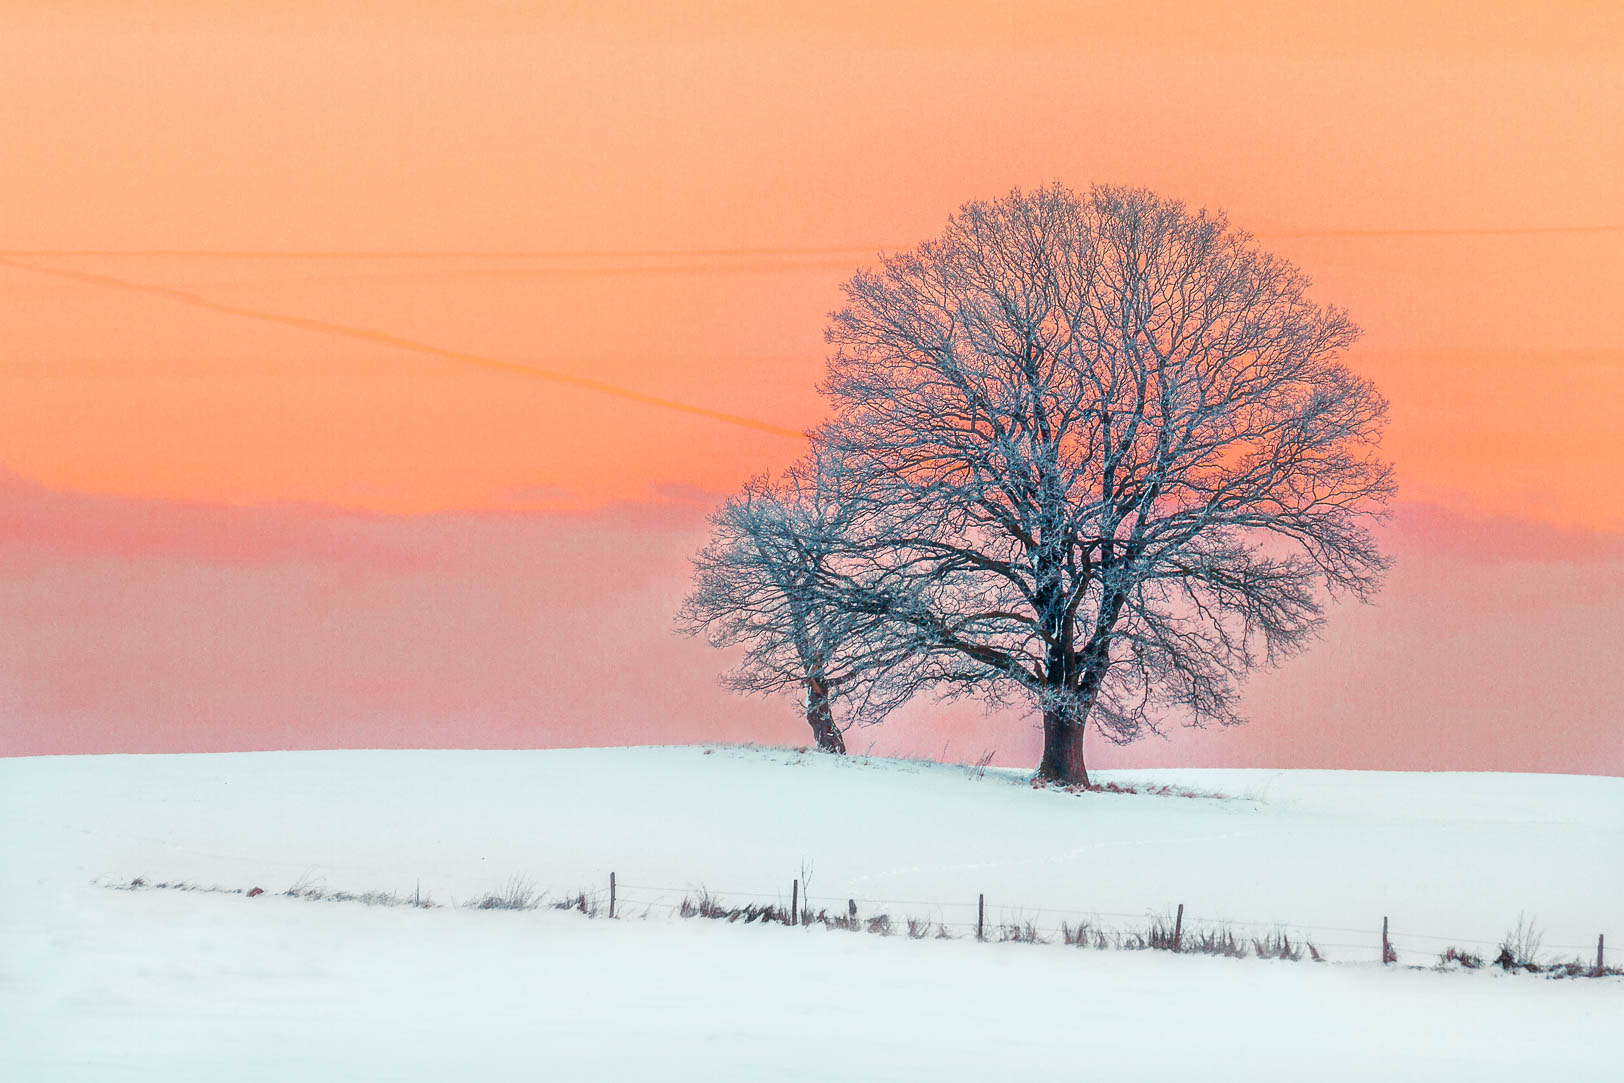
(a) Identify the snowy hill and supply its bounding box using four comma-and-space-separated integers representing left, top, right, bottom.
3, 747, 1621, 1080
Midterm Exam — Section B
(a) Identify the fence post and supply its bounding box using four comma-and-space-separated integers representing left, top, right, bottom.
978, 894, 985, 942
1598, 934, 1605, 973
1382, 916, 1390, 965
791, 879, 799, 927
1174, 903, 1184, 952
609, 872, 616, 919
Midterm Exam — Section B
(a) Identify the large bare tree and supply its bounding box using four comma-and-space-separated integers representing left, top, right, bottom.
676, 453, 922, 753
817, 183, 1394, 786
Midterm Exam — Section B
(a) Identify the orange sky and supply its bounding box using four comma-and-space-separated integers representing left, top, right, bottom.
1, 0, 1620, 526
1, 2, 1622, 770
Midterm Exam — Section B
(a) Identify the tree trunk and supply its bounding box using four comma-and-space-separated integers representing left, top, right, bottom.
804, 679, 847, 754
1036, 702, 1089, 787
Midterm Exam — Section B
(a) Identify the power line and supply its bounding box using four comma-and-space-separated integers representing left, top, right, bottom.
3, 223, 1619, 262
0, 246, 881, 260
1257, 224, 1624, 239
0, 254, 807, 440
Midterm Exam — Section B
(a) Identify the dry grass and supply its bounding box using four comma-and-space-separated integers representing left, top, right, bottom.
1060, 920, 1112, 950
1251, 929, 1306, 962
1494, 913, 1544, 971
1116, 914, 1180, 951
111, 876, 439, 908
1033, 778, 1231, 801
678, 890, 787, 925
109, 877, 1616, 982
999, 919, 1048, 944
476, 877, 540, 911
905, 917, 940, 939
547, 890, 601, 916
1183, 926, 1248, 959
1438, 946, 1483, 970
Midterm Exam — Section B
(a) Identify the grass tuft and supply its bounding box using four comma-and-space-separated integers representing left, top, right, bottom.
1252, 929, 1305, 962
999, 919, 1048, 944
1183, 925, 1248, 959
476, 876, 540, 911
1438, 946, 1483, 970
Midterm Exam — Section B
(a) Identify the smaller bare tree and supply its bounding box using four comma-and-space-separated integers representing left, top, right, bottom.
677, 452, 919, 752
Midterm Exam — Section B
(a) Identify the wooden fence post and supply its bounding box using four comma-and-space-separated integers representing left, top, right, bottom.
1598, 933, 1605, 973
791, 879, 799, 926
1382, 916, 1390, 965
978, 894, 985, 942
1174, 903, 1184, 952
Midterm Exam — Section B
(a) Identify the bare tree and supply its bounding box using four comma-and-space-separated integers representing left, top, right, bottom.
676, 452, 921, 753
817, 183, 1394, 786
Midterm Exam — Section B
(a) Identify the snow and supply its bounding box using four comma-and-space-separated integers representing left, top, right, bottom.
3, 746, 1621, 1080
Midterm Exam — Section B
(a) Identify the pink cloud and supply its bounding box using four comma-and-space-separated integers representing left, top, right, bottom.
2, 473, 1620, 776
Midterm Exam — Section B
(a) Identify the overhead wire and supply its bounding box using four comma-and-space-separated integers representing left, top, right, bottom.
0, 254, 806, 439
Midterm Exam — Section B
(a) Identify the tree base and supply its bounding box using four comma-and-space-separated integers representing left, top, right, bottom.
1037, 711, 1090, 787
808, 715, 847, 755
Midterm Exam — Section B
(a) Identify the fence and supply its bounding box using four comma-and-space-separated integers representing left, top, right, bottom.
110, 870, 1614, 974
595, 873, 1611, 971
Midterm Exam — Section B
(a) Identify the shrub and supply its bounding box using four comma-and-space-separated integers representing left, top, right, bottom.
1495, 914, 1544, 972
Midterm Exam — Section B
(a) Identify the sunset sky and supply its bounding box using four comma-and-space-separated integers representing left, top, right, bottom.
2, 1, 1620, 773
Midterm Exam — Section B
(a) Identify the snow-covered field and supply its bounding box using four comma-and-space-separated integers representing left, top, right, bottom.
3, 746, 1620, 1080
